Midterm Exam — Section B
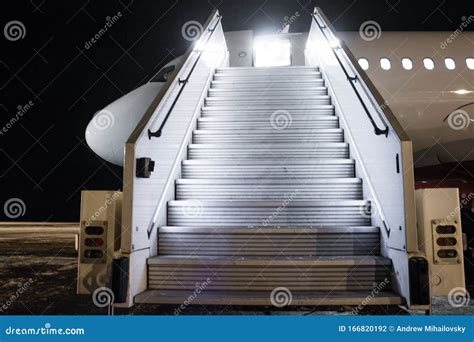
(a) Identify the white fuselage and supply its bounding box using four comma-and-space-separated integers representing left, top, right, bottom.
85, 31, 474, 168
340, 31, 474, 168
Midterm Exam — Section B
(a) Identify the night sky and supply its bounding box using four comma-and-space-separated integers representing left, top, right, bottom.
1, 0, 472, 221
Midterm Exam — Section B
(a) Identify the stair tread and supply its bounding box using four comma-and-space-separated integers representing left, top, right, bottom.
158, 226, 380, 257
169, 199, 369, 206
176, 178, 361, 184
194, 129, 343, 133
183, 158, 354, 165
208, 87, 327, 92
135, 289, 401, 305
214, 73, 321, 77
202, 111, 334, 116
197, 122, 339, 129
159, 226, 379, 233
205, 105, 331, 109
211, 80, 324, 84
216, 66, 319, 71
148, 255, 390, 265
189, 142, 348, 148
198, 116, 337, 121
202, 105, 334, 110
206, 95, 330, 100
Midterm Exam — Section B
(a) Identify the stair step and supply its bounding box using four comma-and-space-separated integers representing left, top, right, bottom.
207, 94, 330, 101
208, 88, 328, 97
213, 74, 322, 81
201, 106, 335, 117
215, 66, 319, 73
211, 80, 324, 87
205, 97, 331, 106
147, 255, 390, 291
215, 68, 321, 74
192, 129, 344, 144
213, 73, 323, 79
181, 159, 355, 178
187, 143, 349, 159
135, 289, 402, 306
149, 255, 389, 265
197, 116, 339, 130
210, 83, 325, 91
167, 200, 371, 227
175, 178, 362, 200
158, 226, 379, 256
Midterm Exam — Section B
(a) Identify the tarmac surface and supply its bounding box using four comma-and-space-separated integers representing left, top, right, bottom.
1, 223, 473, 316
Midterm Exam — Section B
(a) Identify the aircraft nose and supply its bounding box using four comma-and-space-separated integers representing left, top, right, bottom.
85, 110, 121, 166
84, 82, 164, 167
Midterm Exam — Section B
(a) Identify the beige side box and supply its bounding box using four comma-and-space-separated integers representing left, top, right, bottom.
77, 191, 122, 294
415, 188, 465, 296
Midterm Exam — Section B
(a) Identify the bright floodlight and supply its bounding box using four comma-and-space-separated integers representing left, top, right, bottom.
254, 37, 291, 67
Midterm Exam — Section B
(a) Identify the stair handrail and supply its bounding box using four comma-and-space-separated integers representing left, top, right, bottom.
307, 7, 417, 255
311, 11, 390, 137
146, 12, 222, 139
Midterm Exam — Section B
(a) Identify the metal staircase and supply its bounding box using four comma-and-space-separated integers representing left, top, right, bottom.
135, 66, 402, 306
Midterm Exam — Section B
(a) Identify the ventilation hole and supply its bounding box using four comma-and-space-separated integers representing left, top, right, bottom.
437, 249, 457, 258
436, 225, 456, 234
437, 237, 457, 246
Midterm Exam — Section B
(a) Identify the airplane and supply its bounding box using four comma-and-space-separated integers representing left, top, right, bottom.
85, 27, 474, 174
85, 56, 182, 166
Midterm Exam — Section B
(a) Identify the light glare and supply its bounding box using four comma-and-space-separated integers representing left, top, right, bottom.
452, 89, 471, 95
254, 37, 291, 67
